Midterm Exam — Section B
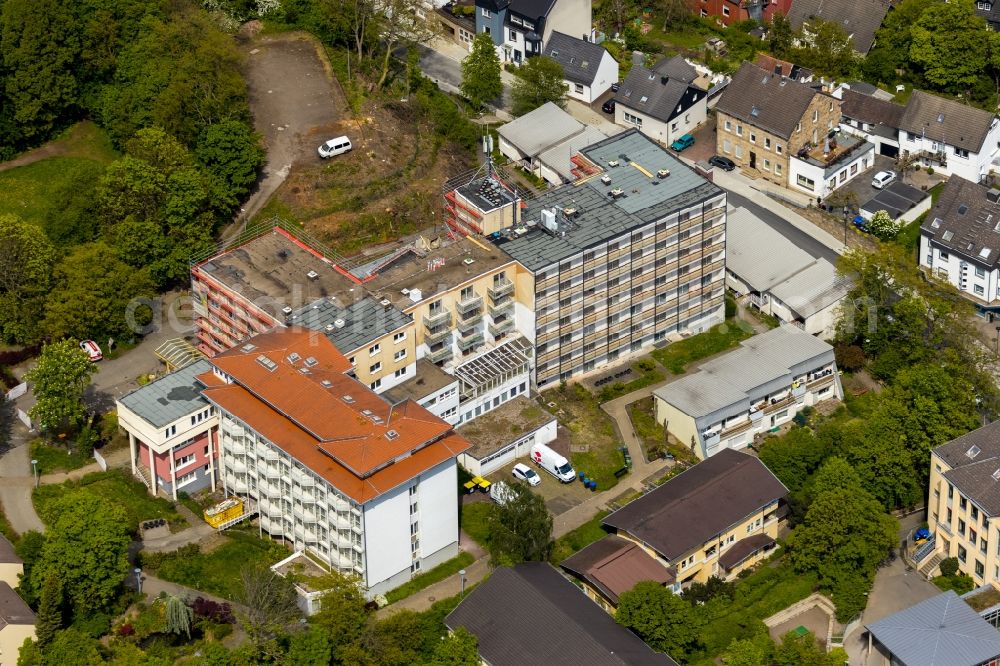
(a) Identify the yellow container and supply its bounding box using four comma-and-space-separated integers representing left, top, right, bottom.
203, 498, 244, 528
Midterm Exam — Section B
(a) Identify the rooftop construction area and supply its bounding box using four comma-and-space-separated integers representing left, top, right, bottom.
494, 129, 722, 271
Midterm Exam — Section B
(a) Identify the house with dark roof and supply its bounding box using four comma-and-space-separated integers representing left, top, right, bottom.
613, 56, 708, 148
837, 88, 905, 158
976, 0, 1000, 31
716, 62, 873, 198
919, 176, 1000, 315
561, 535, 677, 612
864, 590, 1000, 666
0, 583, 34, 666
0, 537, 20, 595
898, 90, 1000, 184
446, 563, 679, 666
474, 0, 591, 64
602, 449, 788, 585
696, 0, 792, 26
923, 420, 1000, 583
753, 53, 813, 84
545, 32, 618, 104
787, 0, 893, 53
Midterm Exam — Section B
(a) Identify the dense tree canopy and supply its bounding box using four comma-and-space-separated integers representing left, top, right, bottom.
461, 33, 503, 110
485, 483, 554, 566
0, 215, 55, 343
616, 581, 704, 657
510, 56, 568, 116
25, 340, 96, 432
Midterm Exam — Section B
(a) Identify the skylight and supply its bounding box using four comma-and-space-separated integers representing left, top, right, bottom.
931, 217, 942, 229
980, 247, 992, 259
751, 105, 760, 117
640, 95, 648, 103
386, 430, 399, 440
287, 352, 301, 363
942, 230, 954, 242
304, 356, 318, 367
255, 355, 277, 371
968, 444, 982, 459
937, 113, 945, 123
994, 468, 1000, 481
959, 205, 969, 215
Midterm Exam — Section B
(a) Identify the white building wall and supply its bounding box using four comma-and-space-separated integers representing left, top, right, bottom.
498, 136, 528, 164
514, 301, 536, 343
541, 0, 592, 45
362, 484, 412, 593
417, 381, 461, 425
615, 98, 706, 147
457, 418, 558, 476
456, 370, 531, 424
902, 122, 1000, 183
416, 459, 459, 561
789, 145, 874, 199
373, 360, 416, 393
921, 232, 1000, 306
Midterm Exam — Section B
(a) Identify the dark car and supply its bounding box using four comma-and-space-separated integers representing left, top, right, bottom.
602, 99, 616, 114
708, 155, 736, 171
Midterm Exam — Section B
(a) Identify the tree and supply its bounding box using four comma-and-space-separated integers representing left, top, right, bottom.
283, 626, 331, 666
0, 214, 55, 344
809, 457, 864, 497
461, 33, 503, 110
655, 0, 690, 31
775, 630, 848, 665
616, 582, 703, 657
309, 571, 369, 656
432, 627, 479, 665
864, 0, 934, 84
41, 242, 156, 343
722, 634, 773, 666
14, 531, 46, 607
195, 121, 266, 206
910, 0, 990, 93
373, 0, 439, 89
768, 13, 794, 58
793, 19, 856, 78
510, 56, 567, 116
485, 483, 553, 566
758, 426, 830, 492
236, 564, 300, 656
25, 340, 97, 433
164, 594, 194, 638
868, 210, 898, 241
31, 495, 132, 616
34, 574, 64, 649
17, 628, 104, 666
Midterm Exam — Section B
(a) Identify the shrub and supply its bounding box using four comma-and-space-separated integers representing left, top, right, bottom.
939, 557, 959, 577
72, 612, 111, 639
725, 293, 737, 318
191, 597, 235, 624
834, 344, 866, 372
117, 623, 135, 637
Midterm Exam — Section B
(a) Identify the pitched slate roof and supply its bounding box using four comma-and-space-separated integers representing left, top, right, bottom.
787, 0, 893, 52
614, 65, 704, 123
446, 563, 679, 666
753, 54, 812, 82
651, 55, 697, 84
899, 90, 997, 153
546, 32, 609, 86
0, 535, 19, 565
507, 0, 555, 19
921, 176, 1000, 272
497, 101, 584, 156
866, 590, 1000, 666
933, 420, 1000, 516
716, 62, 820, 140
561, 535, 676, 605
0, 583, 34, 629
840, 89, 904, 129
603, 449, 788, 560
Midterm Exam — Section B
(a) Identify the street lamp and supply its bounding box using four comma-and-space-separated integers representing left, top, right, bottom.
134, 567, 142, 595
30, 459, 38, 488
459, 569, 467, 598
994, 326, 1000, 355
843, 207, 849, 248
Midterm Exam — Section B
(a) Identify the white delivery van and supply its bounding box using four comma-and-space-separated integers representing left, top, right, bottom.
318, 136, 353, 158
530, 443, 575, 483
490, 480, 515, 505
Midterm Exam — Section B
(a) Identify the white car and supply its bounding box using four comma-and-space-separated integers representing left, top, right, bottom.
871, 170, 896, 189
512, 463, 541, 487
318, 136, 352, 159
79, 340, 103, 362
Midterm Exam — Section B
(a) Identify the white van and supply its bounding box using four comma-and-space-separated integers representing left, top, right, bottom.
490, 480, 515, 505
530, 443, 575, 483
318, 136, 352, 158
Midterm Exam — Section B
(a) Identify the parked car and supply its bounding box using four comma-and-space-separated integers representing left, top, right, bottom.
708, 155, 736, 171
610, 82, 621, 93
871, 170, 896, 189
670, 134, 695, 152
318, 136, 353, 159
601, 99, 616, 114
80, 340, 103, 362
512, 463, 541, 486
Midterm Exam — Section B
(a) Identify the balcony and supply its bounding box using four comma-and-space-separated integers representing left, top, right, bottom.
488, 279, 514, 301
457, 309, 483, 327
489, 318, 515, 337
457, 331, 484, 351
423, 309, 451, 328
425, 326, 451, 345
427, 345, 454, 363
489, 298, 514, 318
455, 293, 484, 315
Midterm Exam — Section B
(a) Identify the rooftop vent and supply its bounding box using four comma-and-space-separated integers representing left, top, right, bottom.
968, 444, 982, 459
386, 430, 399, 440
609, 160, 620, 167
648, 73, 655, 80
304, 356, 318, 367
306, 270, 319, 280
463, 258, 476, 266
321, 379, 333, 388
287, 352, 301, 363
362, 409, 374, 416
657, 169, 670, 179
334, 318, 346, 329
342, 395, 355, 403
988, 188, 1000, 204
601, 175, 612, 184
994, 468, 1000, 481
380, 299, 392, 309
401, 288, 410, 295
299, 367, 310, 374
282, 306, 293, 315
325, 324, 335, 332
610, 188, 624, 199
241, 343, 257, 352
255, 355, 278, 371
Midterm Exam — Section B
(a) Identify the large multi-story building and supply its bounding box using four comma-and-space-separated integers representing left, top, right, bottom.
491, 129, 727, 389
116, 328, 471, 595
474, 0, 591, 64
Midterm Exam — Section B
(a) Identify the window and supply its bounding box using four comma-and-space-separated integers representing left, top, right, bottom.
796, 122, 801, 133
724, 120, 731, 131
763, 159, 770, 171
776, 144, 783, 155
959, 518, 967, 535
722, 139, 732, 154
764, 137, 771, 149
165, 425, 176, 438
940, 251, 949, 261
775, 163, 782, 176
394, 349, 407, 361
812, 109, 818, 122
736, 125, 743, 136
722, 4, 729, 14
370, 361, 382, 373
574, 83, 584, 94
976, 266, 986, 278
971, 528, 978, 544
956, 147, 970, 158
176, 471, 198, 488
959, 544, 967, 562
369, 343, 380, 356
976, 285, 985, 295
976, 560, 986, 578
623, 111, 642, 128
961, 497, 968, 510
749, 132, 756, 144
796, 174, 815, 191
735, 145, 744, 158
176, 454, 195, 468
481, 7, 491, 17
393, 331, 406, 343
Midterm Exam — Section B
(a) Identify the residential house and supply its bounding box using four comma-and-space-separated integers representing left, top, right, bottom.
492, 129, 727, 389
919, 176, 1000, 316
787, 0, 893, 53
716, 62, 872, 198
474, 0, 591, 64
725, 207, 851, 338
614, 56, 708, 148
436, 2, 477, 51
0, 538, 19, 591
545, 32, 618, 104
838, 88, 905, 158
898, 90, 1000, 184
653, 326, 841, 459
753, 53, 813, 83
0, 584, 34, 666
864, 590, 1000, 666
445, 562, 679, 666
924, 420, 1000, 586
693, 0, 793, 26
603, 449, 788, 585
117, 328, 472, 596
497, 102, 609, 185
561, 534, 677, 613
976, 0, 1000, 31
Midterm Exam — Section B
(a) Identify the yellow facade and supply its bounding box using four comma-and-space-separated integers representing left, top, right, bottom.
345, 323, 418, 389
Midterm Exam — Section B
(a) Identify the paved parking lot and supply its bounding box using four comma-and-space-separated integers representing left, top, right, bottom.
486, 446, 597, 517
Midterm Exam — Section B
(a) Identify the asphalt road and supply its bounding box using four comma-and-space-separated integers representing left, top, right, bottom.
726, 190, 841, 264
406, 43, 512, 109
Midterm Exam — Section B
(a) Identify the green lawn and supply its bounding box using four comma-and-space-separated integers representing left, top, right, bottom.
595, 360, 665, 402
33, 470, 183, 529
30, 439, 94, 474
541, 385, 626, 490
551, 510, 610, 562
627, 397, 699, 464
459, 502, 492, 549
0, 157, 104, 226
651, 319, 754, 374
141, 528, 290, 600
385, 551, 475, 604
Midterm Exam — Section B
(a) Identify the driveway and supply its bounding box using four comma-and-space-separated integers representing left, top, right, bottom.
0, 410, 44, 534
409, 39, 514, 111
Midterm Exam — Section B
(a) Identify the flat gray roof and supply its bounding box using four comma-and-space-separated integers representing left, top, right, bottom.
654, 326, 835, 426
726, 207, 815, 292
770, 260, 852, 319
861, 181, 929, 220
118, 360, 213, 428
866, 590, 1000, 666
287, 296, 411, 354
497, 102, 585, 156
382, 359, 458, 405
494, 130, 722, 271
537, 125, 611, 183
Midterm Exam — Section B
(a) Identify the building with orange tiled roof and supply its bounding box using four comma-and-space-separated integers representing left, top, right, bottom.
116, 328, 471, 596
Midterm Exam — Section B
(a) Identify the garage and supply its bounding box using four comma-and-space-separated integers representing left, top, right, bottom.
879, 143, 899, 158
